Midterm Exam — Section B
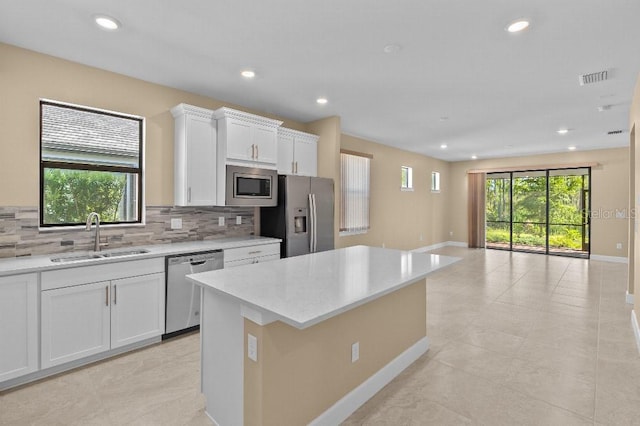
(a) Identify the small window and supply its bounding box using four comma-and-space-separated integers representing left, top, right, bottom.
431, 171, 441, 192
40, 100, 144, 227
401, 166, 413, 191
340, 152, 370, 235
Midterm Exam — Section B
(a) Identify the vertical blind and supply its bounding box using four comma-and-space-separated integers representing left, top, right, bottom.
340, 152, 370, 234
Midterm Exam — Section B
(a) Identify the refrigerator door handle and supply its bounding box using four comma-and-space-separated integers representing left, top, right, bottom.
309, 193, 317, 253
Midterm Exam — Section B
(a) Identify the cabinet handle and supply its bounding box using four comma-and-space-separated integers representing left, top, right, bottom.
295, 161, 298, 174
248, 250, 262, 255
113, 285, 117, 305
255, 145, 259, 159
251, 144, 256, 159
292, 161, 295, 174
105, 286, 109, 306
188, 187, 192, 203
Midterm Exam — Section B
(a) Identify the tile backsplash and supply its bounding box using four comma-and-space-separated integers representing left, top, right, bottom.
0, 206, 255, 258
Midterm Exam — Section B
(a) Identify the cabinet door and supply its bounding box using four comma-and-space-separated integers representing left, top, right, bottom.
225, 118, 254, 162
294, 138, 318, 177
41, 281, 111, 369
0, 273, 38, 382
110, 273, 165, 349
253, 124, 278, 165
184, 114, 217, 205
277, 132, 295, 174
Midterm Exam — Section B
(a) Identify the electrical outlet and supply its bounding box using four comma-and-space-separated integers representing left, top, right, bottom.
236, 215, 242, 225
218, 216, 225, 226
449, 231, 453, 237
170, 218, 182, 230
616, 243, 623, 250
248, 334, 258, 362
382, 243, 385, 248
419, 234, 424, 241
351, 342, 359, 363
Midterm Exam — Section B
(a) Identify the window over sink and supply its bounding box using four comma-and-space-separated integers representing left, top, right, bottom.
39, 100, 144, 227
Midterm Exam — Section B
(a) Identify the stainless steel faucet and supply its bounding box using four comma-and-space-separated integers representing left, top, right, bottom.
86, 212, 102, 252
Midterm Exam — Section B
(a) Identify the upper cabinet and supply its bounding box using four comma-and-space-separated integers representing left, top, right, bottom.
171, 104, 217, 206
277, 128, 318, 177
214, 107, 283, 169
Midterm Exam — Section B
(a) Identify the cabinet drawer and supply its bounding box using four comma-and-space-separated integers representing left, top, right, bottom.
224, 253, 280, 269
42, 257, 164, 291
224, 243, 280, 263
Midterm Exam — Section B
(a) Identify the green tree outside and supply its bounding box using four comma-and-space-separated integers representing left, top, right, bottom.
43, 169, 126, 225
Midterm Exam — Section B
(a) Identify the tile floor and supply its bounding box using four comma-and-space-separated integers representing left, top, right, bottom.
1, 247, 639, 425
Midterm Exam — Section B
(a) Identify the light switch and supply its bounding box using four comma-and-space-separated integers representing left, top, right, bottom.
170, 218, 182, 229
248, 334, 258, 362
351, 342, 359, 363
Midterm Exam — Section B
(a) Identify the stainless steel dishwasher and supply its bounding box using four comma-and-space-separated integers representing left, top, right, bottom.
164, 250, 223, 339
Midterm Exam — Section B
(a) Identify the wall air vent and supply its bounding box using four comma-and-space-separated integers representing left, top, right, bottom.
607, 130, 624, 135
578, 70, 609, 86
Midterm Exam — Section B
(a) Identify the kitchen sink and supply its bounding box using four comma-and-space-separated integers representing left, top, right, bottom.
50, 249, 150, 263
50, 253, 105, 263
101, 249, 150, 258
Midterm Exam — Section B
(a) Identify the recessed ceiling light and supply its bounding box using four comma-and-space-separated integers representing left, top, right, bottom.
471, 155, 478, 160
439, 116, 449, 122
383, 44, 402, 54
316, 97, 328, 105
568, 146, 577, 151
241, 70, 255, 79
94, 14, 120, 31
506, 19, 530, 33
557, 128, 569, 135
440, 144, 447, 149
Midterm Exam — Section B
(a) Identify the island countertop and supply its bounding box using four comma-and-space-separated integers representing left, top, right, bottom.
188, 245, 459, 329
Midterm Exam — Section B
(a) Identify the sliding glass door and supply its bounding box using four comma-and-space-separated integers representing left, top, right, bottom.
485, 168, 590, 258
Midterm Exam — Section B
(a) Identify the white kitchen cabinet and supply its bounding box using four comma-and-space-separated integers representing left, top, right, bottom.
214, 107, 282, 168
277, 128, 318, 176
41, 258, 165, 369
41, 281, 111, 369
0, 273, 38, 382
224, 243, 281, 268
111, 273, 165, 349
171, 103, 217, 206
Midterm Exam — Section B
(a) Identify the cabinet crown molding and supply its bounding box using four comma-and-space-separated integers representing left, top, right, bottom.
170, 103, 215, 120
214, 107, 283, 128
278, 127, 320, 142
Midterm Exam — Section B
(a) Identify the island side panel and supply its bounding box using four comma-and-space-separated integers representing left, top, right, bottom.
244, 279, 427, 426
202, 288, 245, 426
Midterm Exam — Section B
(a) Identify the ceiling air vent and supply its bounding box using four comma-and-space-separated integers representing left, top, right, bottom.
578, 70, 609, 86
607, 130, 624, 135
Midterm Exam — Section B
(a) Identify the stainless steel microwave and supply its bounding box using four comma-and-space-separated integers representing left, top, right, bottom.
225, 165, 278, 207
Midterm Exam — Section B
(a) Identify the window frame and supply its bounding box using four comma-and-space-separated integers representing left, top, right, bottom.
39, 99, 145, 228
431, 171, 441, 192
339, 150, 371, 236
401, 166, 413, 191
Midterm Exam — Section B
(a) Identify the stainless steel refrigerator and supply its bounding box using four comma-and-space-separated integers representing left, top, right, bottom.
260, 175, 334, 258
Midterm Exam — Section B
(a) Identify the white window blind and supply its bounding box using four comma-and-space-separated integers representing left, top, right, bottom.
340, 152, 370, 235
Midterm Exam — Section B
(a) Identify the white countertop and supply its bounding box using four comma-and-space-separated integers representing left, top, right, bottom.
188, 245, 460, 329
0, 236, 281, 277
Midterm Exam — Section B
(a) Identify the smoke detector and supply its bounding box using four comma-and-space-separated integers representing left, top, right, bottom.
578, 70, 609, 86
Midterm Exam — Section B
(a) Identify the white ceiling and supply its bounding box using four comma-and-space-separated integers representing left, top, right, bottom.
1, 0, 639, 161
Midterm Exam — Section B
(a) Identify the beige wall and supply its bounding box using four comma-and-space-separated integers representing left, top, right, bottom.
449, 148, 630, 258
244, 280, 426, 426
0, 42, 306, 207
337, 134, 451, 250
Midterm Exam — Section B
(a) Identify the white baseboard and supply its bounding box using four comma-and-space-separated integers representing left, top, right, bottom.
631, 311, 640, 356
627, 291, 635, 305
309, 337, 430, 426
590, 254, 629, 264
411, 241, 467, 253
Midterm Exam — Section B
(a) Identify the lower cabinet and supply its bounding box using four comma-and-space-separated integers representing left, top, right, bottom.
0, 273, 38, 382
41, 272, 165, 369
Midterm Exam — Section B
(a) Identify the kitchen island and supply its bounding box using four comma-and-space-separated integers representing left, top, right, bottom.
188, 245, 459, 426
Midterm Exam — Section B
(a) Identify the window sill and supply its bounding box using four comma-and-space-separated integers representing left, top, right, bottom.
38, 222, 146, 232
431, 190, 441, 193
401, 187, 414, 192
339, 230, 369, 237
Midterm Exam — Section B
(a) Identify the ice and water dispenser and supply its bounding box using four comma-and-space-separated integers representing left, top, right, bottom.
294, 208, 307, 234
